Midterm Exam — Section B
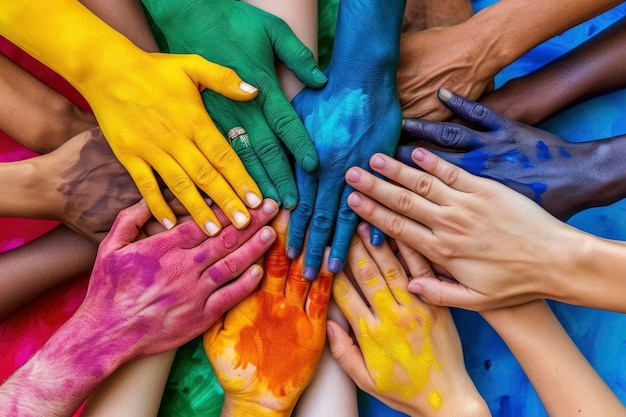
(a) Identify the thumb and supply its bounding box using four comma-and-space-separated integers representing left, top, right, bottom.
326, 321, 374, 390
177, 54, 258, 101
408, 276, 480, 310
269, 19, 328, 89
101, 200, 152, 252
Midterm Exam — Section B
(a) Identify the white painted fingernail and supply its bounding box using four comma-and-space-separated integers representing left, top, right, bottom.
204, 221, 220, 236
162, 218, 174, 230
239, 81, 257, 94
245, 192, 261, 208
233, 211, 249, 228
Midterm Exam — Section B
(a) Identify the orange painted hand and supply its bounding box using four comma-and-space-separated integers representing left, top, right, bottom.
327, 224, 489, 417
0, 0, 262, 236
204, 209, 333, 417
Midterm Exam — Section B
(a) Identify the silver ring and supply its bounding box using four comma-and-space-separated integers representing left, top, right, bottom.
227, 127, 246, 141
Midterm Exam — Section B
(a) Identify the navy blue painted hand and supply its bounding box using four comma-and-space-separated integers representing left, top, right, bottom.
142, 0, 327, 208
287, 0, 405, 279
398, 89, 608, 221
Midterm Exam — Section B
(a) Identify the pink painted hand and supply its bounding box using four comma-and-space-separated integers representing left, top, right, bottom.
204, 210, 333, 417
0, 199, 279, 417
327, 224, 489, 417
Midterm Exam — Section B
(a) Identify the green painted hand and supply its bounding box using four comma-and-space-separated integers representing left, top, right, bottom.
143, 0, 327, 208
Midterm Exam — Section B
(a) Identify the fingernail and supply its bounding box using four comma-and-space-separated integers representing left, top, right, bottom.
251, 265, 263, 278
239, 81, 258, 94
233, 210, 249, 228
371, 233, 383, 247
370, 155, 386, 169
347, 193, 363, 208
162, 218, 174, 230
261, 227, 274, 242
326, 322, 335, 339
438, 88, 452, 101
286, 247, 299, 259
262, 199, 277, 214
205, 221, 220, 236
245, 192, 261, 208
328, 258, 343, 273
407, 281, 422, 293
303, 266, 318, 280
312, 68, 328, 85
412, 148, 426, 162
345, 168, 361, 183
302, 155, 318, 172
283, 195, 297, 210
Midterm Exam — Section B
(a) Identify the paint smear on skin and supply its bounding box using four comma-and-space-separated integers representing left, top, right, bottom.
535, 141, 552, 160
357, 289, 441, 408
429, 390, 443, 410
527, 182, 548, 203
558, 147, 571, 158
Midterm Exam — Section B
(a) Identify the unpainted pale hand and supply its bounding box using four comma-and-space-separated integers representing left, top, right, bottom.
204, 209, 332, 416
142, 0, 327, 208
328, 224, 488, 417
345, 148, 580, 311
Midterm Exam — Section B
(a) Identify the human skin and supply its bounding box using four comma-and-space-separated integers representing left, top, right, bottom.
0, 128, 148, 243
481, 301, 626, 417
142, 0, 326, 209
398, 90, 626, 221
204, 209, 333, 417
402, 0, 474, 33
0, 198, 279, 417
327, 224, 489, 417
344, 148, 626, 313
0, 52, 96, 154
287, 0, 405, 279
0, 0, 263, 235
398, 0, 624, 120
0, 224, 96, 320
476, 16, 626, 126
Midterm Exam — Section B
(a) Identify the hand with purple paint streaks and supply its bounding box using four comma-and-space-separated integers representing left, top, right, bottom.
287, 0, 405, 279
398, 90, 626, 221
205, 209, 332, 417
0, 199, 278, 417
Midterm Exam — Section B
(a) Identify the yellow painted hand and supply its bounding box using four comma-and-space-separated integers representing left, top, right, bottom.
0, 0, 262, 235
204, 210, 333, 416
328, 224, 487, 417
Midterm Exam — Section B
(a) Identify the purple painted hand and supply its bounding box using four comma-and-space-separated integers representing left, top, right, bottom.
80, 198, 279, 356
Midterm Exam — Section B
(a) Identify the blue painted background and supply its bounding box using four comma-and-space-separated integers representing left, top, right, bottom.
361, 2, 626, 416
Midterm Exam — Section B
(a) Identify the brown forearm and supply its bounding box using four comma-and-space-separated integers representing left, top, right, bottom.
403, 0, 474, 32
480, 16, 626, 125
0, 52, 96, 153
0, 225, 96, 320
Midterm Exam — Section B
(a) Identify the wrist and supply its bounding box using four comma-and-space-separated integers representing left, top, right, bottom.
221, 395, 293, 417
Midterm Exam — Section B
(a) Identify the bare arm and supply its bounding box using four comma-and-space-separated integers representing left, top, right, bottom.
481, 301, 626, 417
0, 52, 96, 154
479, 16, 626, 125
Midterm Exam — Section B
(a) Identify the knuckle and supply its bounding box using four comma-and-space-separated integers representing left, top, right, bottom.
384, 265, 404, 283
270, 111, 299, 137
439, 164, 460, 186
469, 103, 488, 122
310, 212, 334, 234
386, 216, 407, 237
135, 179, 160, 196
412, 174, 434, 196
219, 255, 241, 277
194, 166, 219, 188
170, 175, 194, 194
218, 230, 239, 251
440, 125, 462, 147
393, 190, 415, 213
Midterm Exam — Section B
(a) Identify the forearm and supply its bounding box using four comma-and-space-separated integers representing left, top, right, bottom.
79, 0, 159, 52
220, 396, 292, 417
0, 52, 96, 153
81, 350, 176, 417
242, 0, 318, 100
0, 0, 144, 91
0, 159, 50, 218
465, 0, 624, 81
481, 301, 625, 417
0, 311, 137, 417
481, 17, 626, 125
403, 0, 474, 32
0, 225, 96, 320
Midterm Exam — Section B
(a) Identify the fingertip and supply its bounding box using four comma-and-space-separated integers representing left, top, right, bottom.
311, 68, 328, 86
328, 257, 343, 273
239, 81, 258, 95
438, 87, 453, 102
301, 155, 318, 173
303, 266, 319, 281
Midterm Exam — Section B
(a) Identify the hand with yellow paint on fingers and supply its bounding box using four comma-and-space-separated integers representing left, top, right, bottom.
204, 209, 333, 417
327, 223, 490, 417
0, 0, 263, 236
